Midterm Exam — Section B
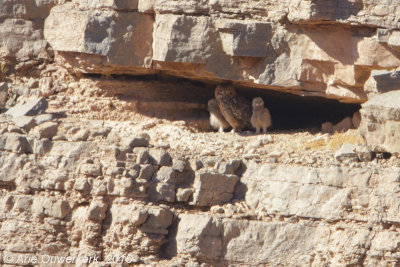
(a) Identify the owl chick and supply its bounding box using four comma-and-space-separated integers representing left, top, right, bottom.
251, 97, 272, 134
215, 85, 252, 133
208, 98, 230, 133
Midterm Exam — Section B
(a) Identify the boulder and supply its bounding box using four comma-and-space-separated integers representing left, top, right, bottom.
32, 139, 53, 154
27, 78, 39, 89
149, 182, 176, 202
135, 148, 149, 164
191, 170, 239, 206
138, 0, 155, 12
80, 163, 102, 177
332, 117, 353, 133
34, 113, 54, 125
167, 214, 222, 259
0, 0, 57, 21
125, 164, 140, 179
152, 14, 213, 64
11, 84, 29, 96
39, 77, 54, 97
5, 97, 48, 118
0, 18, 49, 60
359, 90, 400, 154
138, 164, 157, 180
44, 2, 153, 70
154, 166, 177, 184
32, 198, 71, 219
109, 204, 148, 226
216, 159, 243, 175
70, 129, 90, 141
149, 149, 172, 166
176, 188, 193, 202
216, 20, 272, 57
73, 178, 91, 192
356, 145, 373, 162
120, 136, 149, 149
140, 207, 173, 235
47, 200, 71, 219
32, 121, 58, 139
3, 135, 32, 153
88, 200, 108, 221
364, 68, 400, 97
335, 143, 358, 162
172, 159, 186, 172
13, 116, 36, 131
72, 0, 139, 9
0, 82, 8, 109
388, 30, 400, 50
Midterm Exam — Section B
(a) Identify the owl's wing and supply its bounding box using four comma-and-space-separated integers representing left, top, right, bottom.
230, 96, 252, 122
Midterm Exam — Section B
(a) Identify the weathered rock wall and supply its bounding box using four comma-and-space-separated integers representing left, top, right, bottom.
0, 0, 57, 69
2, 1, 400, 103
40, 0, 400, 103
2, 1, 400, 266
0, 116, 399, 266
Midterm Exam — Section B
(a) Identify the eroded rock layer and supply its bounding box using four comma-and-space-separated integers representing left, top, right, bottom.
1, 0, 400, 266
0, 115, 399, 266
2, 0, 400, 103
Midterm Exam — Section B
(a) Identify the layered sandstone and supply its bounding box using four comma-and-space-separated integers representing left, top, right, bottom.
0, 110, 399, 266
39, 0, 400, 103
1, 1, 400, 103
1, 0, 400, 266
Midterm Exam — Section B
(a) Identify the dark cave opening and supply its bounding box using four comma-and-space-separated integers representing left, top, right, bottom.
235, 86, 361, 131
90, 73, 361, 131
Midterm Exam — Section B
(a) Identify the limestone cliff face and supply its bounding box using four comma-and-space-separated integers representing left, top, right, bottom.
0, 116, 399, 266
43, 0, 400, 103
1, 1, 400, 266
2, 0, 400, 103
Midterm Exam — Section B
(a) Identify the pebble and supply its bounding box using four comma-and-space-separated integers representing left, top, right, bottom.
233, 143, 242, 150
142, 121, 157, 130
246, 148, 256, 154
210, 206, 225, 214
158, 142, 170, 149
0, 125, 7, 134
268, 151, 283, 158
258, 135, 273, 144
8, 125, 23, 134
243, 154, 260, 159
269, 158, 277, 163
311, 134, 329, 142
53, 134, 67, 141
71, 129, 90, 141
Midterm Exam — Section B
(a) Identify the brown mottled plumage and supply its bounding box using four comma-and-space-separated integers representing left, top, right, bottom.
208, 99, 230, 132
251, 97, 272, 134
214, 85, 252, 133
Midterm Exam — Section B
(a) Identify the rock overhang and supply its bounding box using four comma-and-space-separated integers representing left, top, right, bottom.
39, 1, 400, 104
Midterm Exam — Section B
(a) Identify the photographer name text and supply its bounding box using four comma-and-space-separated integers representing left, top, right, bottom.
4, 253, 137, 264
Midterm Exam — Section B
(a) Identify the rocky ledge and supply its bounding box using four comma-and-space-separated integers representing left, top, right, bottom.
0, 97, 399, 266
1, 0, 400, 104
